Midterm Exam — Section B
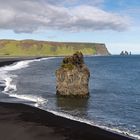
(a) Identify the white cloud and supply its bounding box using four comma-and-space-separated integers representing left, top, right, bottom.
0, 0, 130, 33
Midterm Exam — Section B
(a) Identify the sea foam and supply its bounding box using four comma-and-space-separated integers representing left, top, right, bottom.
0, 57, 51, 106
9, 94, 47, 107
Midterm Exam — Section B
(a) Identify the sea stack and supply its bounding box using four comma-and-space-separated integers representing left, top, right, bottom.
56, 52, 90, 97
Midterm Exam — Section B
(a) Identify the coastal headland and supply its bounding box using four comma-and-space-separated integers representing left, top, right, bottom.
0, 39, 109, 56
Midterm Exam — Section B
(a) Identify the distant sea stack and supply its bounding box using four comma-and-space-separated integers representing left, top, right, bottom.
56, 52, 90, 97
0, 39, 110, 56
120, 51, 131, 56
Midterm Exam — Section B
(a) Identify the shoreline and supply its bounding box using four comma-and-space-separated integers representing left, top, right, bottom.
0, 56, 44, 67
0, 57, 21, 67
0, 102, 134, 140
0, 58, 135, 140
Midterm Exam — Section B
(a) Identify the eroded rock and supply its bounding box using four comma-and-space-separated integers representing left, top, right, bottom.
56, 52, 90, 97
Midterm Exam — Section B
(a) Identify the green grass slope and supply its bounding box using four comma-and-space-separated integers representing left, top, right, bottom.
0, 40, 109, 57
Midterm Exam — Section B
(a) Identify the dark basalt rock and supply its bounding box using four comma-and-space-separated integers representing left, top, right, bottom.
56, 52, 90, 97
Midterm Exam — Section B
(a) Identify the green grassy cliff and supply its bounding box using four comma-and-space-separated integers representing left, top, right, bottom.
0, 39, 109, 57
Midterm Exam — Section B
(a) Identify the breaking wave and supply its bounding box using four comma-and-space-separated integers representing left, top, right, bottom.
0, 58, 51, 106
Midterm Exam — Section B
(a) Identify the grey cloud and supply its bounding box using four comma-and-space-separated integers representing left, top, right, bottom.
0, 0, 129, 33
45, 0, 104, 6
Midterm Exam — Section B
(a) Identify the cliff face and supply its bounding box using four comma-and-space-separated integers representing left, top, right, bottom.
56, 52, 90, 97
0, 39, 110, 56
95, 44, 110, 55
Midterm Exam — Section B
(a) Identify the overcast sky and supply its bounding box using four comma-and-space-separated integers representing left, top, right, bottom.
0, 0, 139, 54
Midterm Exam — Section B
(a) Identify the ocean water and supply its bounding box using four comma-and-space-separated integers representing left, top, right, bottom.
0, 56, 140, 139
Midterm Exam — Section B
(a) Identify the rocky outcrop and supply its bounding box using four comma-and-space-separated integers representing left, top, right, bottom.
56, 52, 90, 97
95, 44, 110, 55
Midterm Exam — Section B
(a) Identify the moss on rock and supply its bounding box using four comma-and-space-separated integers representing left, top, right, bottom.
61, 51, 84, 70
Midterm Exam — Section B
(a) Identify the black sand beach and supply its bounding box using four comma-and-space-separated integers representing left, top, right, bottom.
0, 57, 42, 67
0, 58, 134, 140
0, 57, 20, 67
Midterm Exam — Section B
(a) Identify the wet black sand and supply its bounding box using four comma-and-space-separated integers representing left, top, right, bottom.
0, 57, 42, 67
